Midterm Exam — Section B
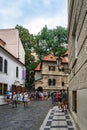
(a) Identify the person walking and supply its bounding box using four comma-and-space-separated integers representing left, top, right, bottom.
6, 91, 10, 104
51, 91, 56, 105
58, 90, 62, 111
23, 92, 30, 107
12, 92, 17, 108
62, 89, 67, 112
55, 92, 59, 105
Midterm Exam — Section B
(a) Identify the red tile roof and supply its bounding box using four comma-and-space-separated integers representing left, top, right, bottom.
63, 51, 68, 56
0, 38, 6, 46
61, 57, 68, 63
35, 53, 68, 71
35, 63, 41, 71
42, 54, 57, 62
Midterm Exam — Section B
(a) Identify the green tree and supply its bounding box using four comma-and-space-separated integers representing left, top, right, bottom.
34, 26, 67, 58
15, 25, 37, 90
15, 25, 67, 90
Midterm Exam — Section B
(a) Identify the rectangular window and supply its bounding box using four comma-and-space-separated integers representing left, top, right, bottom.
4, 60, 8, 74
49, 66, 55, 71
16, 67, 19, 78
62, 82, 64, 86
4, 84, 7, 94
0, 83, 7, 95
72, 91, 77, 113
0, 57, 3, 72
0, 84, 2, 95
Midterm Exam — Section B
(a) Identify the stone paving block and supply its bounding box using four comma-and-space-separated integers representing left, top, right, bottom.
46, 121, 52, 126
53, 115, 66, 120
51, 121, 67, 126
48, 116, 53, 120
44, 128, 50, 130
67, 121, 72, 126
50, 128, 68, 130
39, 106, 76, 130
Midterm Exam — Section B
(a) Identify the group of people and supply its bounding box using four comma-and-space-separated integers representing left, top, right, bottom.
5, 89, 67, 111
5, 91, 30, 108
51, 89, 67, 112
35, 91, 50, 100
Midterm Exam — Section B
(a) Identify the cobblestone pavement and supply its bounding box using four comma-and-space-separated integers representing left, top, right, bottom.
39, 106, 78, 130
0, 100, 52, 130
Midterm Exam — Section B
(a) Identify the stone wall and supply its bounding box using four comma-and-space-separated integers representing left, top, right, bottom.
35, 61, 68, 92
68, 0, 87, 129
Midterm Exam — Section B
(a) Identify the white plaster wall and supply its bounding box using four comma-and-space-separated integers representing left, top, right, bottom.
0, 29, 18, 58
19, 38, 25, 64
0, 29, 25, 64
0, 47, 25, 90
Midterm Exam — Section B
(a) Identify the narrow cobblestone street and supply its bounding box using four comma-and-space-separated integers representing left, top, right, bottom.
0, 100, 52, 130
0, 100, 78, 130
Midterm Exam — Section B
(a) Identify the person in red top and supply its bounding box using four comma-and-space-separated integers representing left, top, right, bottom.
55, 92, 59, 105
58, 90, 62, 111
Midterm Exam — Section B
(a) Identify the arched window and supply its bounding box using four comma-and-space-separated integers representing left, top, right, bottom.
16, 67, 19, 78
53, 79, 56, 86
62, 67, 64, 72
48, 79, 56, 86
0, 57, 3, 72
48, 79, 51, 86
4, 59, 8, 73
62, 82, 64, 86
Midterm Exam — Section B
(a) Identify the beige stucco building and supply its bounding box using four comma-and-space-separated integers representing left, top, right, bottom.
35, 53, 69, 92
0, 28, 25, 64
68, 0, 87, 130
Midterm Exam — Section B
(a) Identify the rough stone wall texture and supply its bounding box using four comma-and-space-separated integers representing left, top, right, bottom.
68, 0, 87, 130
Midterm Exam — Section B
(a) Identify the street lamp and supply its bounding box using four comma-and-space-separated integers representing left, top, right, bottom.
56, 57, 71, 74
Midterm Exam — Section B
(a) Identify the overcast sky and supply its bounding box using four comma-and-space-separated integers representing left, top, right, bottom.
0, 0, 68, 35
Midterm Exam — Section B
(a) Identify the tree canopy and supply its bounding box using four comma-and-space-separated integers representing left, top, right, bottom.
15, 25, 68, 90
34, 25, 67, 59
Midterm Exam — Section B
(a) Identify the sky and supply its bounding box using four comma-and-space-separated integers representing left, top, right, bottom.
0, 0, 68, 35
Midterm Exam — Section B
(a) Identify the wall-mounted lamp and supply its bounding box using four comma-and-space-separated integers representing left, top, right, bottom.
56, 57, 71, 74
